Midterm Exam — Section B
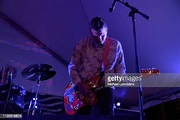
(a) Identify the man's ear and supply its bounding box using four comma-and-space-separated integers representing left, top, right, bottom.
106, 28, 108, 32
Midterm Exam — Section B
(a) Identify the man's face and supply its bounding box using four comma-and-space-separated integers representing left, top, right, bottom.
90, 27, 108, 44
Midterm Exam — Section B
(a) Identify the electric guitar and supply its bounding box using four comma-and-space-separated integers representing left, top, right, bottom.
64, 68, 159, 115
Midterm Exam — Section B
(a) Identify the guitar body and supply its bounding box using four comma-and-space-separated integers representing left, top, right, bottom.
64, 68, 159, 115
64, 75, 101, 115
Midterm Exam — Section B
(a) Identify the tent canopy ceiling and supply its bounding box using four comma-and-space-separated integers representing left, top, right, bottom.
0, 0, 179, 109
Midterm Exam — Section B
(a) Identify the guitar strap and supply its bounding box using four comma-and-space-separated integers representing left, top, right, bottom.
100, 37, 111, 77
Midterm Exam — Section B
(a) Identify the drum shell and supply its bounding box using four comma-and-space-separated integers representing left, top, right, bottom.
0, 83, 26, 113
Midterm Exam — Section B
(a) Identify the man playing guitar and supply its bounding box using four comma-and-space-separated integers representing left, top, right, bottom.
67, 16, 126, 116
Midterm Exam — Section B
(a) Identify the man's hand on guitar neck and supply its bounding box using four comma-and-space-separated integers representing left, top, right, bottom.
76, 82, 93, 99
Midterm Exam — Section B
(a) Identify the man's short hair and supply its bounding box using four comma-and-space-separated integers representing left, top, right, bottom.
90, 17, 107, 31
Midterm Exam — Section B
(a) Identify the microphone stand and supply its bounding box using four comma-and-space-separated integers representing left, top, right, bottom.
116, 1, 149, 120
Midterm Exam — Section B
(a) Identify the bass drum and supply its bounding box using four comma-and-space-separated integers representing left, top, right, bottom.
0, 83, 26, 113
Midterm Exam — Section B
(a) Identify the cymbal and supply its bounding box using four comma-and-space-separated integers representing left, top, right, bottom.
21, 64, 56, 81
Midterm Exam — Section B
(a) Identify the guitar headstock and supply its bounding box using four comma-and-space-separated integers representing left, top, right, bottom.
140, 68, 160, 78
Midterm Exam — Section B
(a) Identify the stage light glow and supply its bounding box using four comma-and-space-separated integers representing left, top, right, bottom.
116, 102, 121, 107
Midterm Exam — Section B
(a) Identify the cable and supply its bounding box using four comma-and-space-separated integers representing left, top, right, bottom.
79, 0, 90, 25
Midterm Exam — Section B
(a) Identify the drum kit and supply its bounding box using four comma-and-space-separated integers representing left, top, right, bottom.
0, 64, 56, 115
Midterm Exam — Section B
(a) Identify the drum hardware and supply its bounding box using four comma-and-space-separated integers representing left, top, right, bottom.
0, 65, 17, 84
27, 81, 42, 115
3, 71, 13, 113
0, 69, 26, 114
21, 64, 56, 115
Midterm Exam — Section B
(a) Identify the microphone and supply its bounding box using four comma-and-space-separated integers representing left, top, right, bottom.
109, 0, 119, 12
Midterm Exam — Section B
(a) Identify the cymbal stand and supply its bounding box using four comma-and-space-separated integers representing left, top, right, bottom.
27, 74, 41, 115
